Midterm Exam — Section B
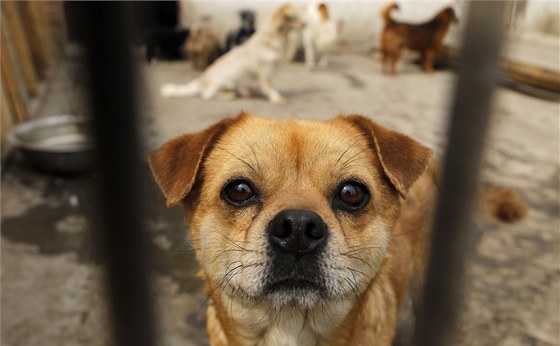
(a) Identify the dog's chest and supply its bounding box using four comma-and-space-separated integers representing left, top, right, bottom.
257, 314, 317, 346
233, 300, 354, 346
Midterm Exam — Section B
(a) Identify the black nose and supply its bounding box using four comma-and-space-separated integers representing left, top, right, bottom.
268, 209, 328, 257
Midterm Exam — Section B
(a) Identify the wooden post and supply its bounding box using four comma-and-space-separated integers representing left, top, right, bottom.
18, 1, 49, 80
1, 30, 27, 123
2, 1, 39, 96
1, 88, 15, 155
33, 2, 54, 65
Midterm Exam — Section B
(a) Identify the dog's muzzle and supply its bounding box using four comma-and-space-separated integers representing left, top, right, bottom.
269, 209, 328, 256
265, 209, 329, 294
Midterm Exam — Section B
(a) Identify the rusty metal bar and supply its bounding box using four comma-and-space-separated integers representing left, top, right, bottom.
415, 2, 507, 346
77, 2, 156, 346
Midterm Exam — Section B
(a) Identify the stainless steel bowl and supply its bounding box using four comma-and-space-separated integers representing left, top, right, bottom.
8, 115, 95, 174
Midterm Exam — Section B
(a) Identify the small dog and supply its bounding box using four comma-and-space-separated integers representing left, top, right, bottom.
302, 3, 341, 69
143, 27, 189, 63
380, 3, 457, 75
225, 10, 256, 52
161, 5, 303, 104
149, 112, 526, 345
186, 16, 222, 70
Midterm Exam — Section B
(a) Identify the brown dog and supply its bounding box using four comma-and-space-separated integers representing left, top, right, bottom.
186, 27, 221, 70
380, 3, 457, 75
149, 113, 525, 345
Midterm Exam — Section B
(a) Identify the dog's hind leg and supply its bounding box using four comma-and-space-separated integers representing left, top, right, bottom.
318, 53, 329, 69
389, 55, 398, 75
304, 37, 316, 69
201, 83, 223, 100
381, 52, 390, 74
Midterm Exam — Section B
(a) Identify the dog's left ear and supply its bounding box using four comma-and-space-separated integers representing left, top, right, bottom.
342, 115, 432, 198
149, 117, 237, 207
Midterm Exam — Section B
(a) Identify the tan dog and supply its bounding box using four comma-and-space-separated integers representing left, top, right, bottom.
161, 5, 303, 104
186, 16, 222, 70
149, 113, 525, 345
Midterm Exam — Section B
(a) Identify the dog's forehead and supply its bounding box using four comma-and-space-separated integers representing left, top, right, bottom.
206, 116, 374, 181
226, 116, 363, 153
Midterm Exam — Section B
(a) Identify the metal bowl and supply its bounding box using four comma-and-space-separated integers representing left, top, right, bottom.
8, 115, 95, 174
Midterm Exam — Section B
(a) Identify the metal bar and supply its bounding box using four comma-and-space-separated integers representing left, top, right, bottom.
77, 2, 156, 346
415, 2, 507, 346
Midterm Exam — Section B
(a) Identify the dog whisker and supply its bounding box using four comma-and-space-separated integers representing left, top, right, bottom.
210, 248, 250, 263
390, 229, 419, 238
216, 231, 256, 252
346, 267, 373, 283
343, 277, 364, 314
341, 253, 376, 272
215, 146, 258, 174
338, 148, 370, 171
341, 246, 383, 255
319, 300, 337, 327
333, 138, 362, 173
249, 301, 272, 328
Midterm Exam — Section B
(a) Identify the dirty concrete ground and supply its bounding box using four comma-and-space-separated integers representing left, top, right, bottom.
1, 51, 559, 346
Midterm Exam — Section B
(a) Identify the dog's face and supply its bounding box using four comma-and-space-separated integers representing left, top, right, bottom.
438, 7, 458, 23
150, 113, 431, 309
239, 10, 255, 30
270, 4, 304, 34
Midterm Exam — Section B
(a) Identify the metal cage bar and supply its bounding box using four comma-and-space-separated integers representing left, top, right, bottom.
78, 2, 156, 346
415, 2, 507, 346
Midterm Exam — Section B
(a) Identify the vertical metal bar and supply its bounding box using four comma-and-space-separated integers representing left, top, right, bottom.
415, 2, 507, 346
77, 2, 156, 346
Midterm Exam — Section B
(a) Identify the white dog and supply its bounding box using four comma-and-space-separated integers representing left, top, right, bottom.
161, 5, 302, 104
302, 3, 340, 69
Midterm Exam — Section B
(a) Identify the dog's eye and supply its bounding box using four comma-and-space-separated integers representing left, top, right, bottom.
222, 179, 257, 206
334, 181, 370, 211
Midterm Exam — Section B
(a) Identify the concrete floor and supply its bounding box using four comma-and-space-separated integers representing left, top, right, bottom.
2, 52, 559, 346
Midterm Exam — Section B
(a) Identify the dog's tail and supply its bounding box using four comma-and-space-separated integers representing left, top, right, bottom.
381, 3, 399, 25
160, 79, 201, 98
479, 184, 528, 223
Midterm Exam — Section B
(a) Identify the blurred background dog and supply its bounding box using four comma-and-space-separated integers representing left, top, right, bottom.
380, 3, 458, 75
225, 9, 256, 52
186, 15, 222, 70
161, 4, 304, 104
302, 3, 342, 69
141, 1, 190, 63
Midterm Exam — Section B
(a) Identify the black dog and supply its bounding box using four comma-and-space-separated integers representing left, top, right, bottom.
225, 10, 256, 52
144, 27, 189, 62
138, 1, 190, 63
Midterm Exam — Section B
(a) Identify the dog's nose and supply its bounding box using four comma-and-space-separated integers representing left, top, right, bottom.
268, 209, 328, 257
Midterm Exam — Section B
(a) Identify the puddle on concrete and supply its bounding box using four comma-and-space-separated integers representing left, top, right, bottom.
1, 160, 204, 295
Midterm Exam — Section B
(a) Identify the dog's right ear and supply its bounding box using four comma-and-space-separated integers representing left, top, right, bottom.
149, 117, 238, 207
340, 115, 432, 199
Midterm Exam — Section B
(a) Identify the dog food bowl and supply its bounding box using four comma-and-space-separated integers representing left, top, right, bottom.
8, 115, 95, 174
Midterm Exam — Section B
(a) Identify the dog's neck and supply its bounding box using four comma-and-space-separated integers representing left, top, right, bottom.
208, 288, 355, 345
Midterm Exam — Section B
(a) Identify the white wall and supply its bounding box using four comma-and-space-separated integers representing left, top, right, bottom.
520, 0, 559, 35
179, 0, 462, 52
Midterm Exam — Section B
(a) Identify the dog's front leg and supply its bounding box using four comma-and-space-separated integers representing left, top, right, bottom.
318, 54, 329, 69
258, 69, 286, 104
303, 36, 316, 69
422, 49, 435, 73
